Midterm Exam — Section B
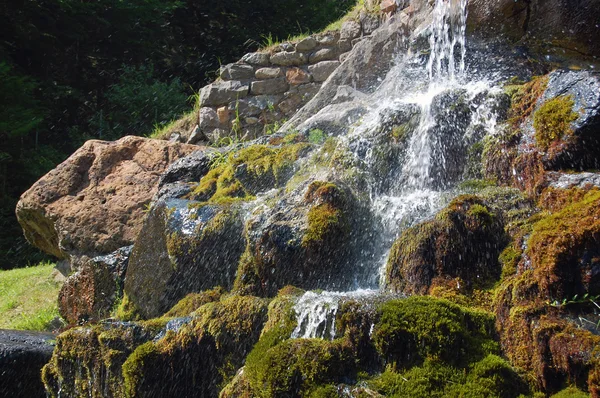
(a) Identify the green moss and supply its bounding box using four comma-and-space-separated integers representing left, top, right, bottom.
370, 360, 464, 398
499, 244, 521, 279
191, 142, 311, 204
302, 181, 349, 247
164, 287, 224, 317
122, 341, 161, 397
466, 203, 495, 226
533, 95, 579, 150
549, 387, 590, 398
115, 292, 141, 321
245, 338, 354, 398
373, 296, 499, 370
369, 355, 527, 398
303, 203, 342, 246
308, 384, 339, 398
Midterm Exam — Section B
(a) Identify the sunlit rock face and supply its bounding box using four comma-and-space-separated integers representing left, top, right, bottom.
16, 136, 199, 260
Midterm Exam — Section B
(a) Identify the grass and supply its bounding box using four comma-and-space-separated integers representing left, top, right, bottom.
148, 108, 197, 140
0, 261, 63, 331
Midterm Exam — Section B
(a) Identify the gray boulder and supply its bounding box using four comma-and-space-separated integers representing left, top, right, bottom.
241, 52, 270, 66
309, 61, 341, 82
270, 51, 308, 66
250, 77, 289, 95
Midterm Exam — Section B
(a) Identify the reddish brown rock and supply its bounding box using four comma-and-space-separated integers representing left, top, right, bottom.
286, 67, 312, 85
380, 0, 397, 14
16, 136, 199, 259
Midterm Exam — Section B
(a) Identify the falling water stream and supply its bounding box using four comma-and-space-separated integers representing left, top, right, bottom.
291, 0, 503, 339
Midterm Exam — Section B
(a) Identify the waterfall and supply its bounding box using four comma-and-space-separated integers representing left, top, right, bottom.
292, 0, 502, 339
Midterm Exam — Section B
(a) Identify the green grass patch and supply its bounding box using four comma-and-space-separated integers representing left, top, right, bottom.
0, 261, 62, 331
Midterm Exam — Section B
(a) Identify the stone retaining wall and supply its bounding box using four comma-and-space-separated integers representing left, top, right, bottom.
188, 16, 386, 144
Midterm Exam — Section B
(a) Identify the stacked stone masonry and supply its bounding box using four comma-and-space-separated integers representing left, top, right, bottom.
191, 19, 381, 144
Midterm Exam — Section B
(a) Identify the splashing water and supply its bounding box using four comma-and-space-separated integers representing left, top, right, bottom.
427, 0, 469, 82
291, 289, 381, 339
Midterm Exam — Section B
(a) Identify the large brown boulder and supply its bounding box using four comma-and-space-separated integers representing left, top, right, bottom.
16, 136, 199, 259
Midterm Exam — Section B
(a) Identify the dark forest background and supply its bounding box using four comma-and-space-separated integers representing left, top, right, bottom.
0, 0, 355, 269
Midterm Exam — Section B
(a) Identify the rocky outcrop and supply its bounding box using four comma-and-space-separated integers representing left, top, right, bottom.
0, 329, 55, 398
16, 136, 199, 260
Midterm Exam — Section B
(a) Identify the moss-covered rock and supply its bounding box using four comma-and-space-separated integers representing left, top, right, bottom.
122, 295, 268, 397
385, 195, 507, 294
526, 188, 600, 300
189, 142, 312, 204
373, 296, 499, 369
42, 323, 156, 398
124, 200, 246, 318
484, 71, 600, 196
245, 337, 356, 398
163, 286, 224, 317
534, 95, 579, 151
235, 179, 374, 296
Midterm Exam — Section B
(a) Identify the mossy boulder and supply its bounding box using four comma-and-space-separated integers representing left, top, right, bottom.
385, 195, 507, 294
234, 179, 374, 296
244, 337, 356, 398
124, 199, 246, 319
528, 188, 600, 300
42, 323, 156, 398
123, 295, 268, 397
373, 296, 500, 369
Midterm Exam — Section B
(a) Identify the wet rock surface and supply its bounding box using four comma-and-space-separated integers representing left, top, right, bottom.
59, 246, 132, 324
125, 200, 245, 318
0, 330, 55, 398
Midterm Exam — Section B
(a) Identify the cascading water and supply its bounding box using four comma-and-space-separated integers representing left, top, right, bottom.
291, 0, 503, 339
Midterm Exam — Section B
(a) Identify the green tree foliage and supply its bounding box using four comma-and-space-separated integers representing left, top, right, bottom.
93, 65, 187, 139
